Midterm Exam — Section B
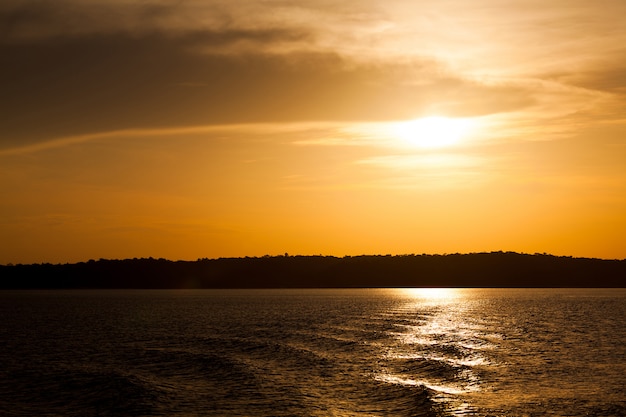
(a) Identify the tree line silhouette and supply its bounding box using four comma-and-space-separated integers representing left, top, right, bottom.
1, 252, 624, 289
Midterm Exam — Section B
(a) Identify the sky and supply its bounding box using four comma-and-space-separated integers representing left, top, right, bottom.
1, 0, 625, 264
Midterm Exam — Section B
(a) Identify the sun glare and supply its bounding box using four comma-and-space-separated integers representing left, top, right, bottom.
393, 116, 474, 149
401, 288, 460, 299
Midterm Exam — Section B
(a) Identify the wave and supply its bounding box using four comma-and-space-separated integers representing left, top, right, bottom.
4, 290, 623, 416
0, 366, 161, 416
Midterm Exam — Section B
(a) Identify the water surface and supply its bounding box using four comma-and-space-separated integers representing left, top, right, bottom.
1, 288, 624, 416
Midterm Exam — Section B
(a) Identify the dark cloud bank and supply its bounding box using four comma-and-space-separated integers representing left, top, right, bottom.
0, 2, 533, 149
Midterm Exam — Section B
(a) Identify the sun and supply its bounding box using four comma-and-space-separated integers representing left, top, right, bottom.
393, 116, 474, 149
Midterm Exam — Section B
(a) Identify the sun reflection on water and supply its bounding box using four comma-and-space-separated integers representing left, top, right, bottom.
398, 287, 462, 301
378, 288, 491, 416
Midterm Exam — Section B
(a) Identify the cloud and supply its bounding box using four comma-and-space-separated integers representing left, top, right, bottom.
552, 66, 626, 96
9, 0, 601, 153
0, 0, 380, 43
0, 27, 536, 151
357, 153, 483, 170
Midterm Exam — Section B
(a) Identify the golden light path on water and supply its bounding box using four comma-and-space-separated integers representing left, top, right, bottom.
378, 288, 489, 415
398, 287, 463, 300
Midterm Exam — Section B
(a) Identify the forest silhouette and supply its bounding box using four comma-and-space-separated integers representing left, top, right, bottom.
1, 252, 624, 288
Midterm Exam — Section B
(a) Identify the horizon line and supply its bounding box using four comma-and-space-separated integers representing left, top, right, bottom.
3, 251, 625, 267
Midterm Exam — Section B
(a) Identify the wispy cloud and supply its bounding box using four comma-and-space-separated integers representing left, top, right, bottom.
357, 153, 483, 170
1, 1, 624, 153
0, 123, 333, 155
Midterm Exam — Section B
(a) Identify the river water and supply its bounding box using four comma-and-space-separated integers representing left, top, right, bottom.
1, 288, 624, 416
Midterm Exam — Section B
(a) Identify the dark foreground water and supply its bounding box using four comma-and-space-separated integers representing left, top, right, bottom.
0, 289, 624, 416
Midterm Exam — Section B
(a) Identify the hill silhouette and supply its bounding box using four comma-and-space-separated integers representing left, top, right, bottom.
1, 252, 625, 289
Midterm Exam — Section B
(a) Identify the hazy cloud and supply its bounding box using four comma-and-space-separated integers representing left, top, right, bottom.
0, 24, 534, 150
2, 0, 622, 152
552, 67, 626, 96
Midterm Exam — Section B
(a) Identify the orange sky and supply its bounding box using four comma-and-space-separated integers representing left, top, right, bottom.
1, 0, 625, 264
